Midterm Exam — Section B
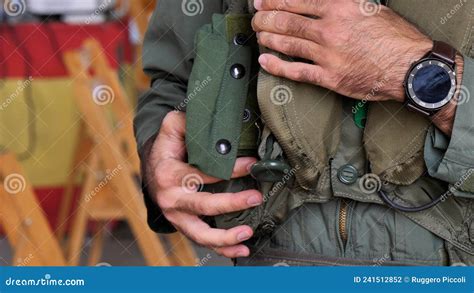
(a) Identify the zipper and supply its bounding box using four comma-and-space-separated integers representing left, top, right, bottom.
339, 199, 349, 246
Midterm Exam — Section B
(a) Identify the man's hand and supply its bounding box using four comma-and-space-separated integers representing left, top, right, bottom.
252, 0, 433, 103
145, 111, 262, 258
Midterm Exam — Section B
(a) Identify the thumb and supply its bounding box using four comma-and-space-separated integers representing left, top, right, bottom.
155, 111, 187, 161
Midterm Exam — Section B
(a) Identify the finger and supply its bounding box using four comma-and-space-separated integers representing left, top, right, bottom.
170, 213, 254, 247
214, 245, 250, 258
173, 189, 263, 216
252, 11, 322, 43
154, 111, 187, 161
156, 157, 257, 189
258, 32, 326, 65
254, 0, 329, 17
259, 53, 328, 87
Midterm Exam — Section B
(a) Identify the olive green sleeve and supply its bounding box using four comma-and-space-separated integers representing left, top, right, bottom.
134, 0, 224, 233
134, 0, 224, 150
425, 55, 474, 197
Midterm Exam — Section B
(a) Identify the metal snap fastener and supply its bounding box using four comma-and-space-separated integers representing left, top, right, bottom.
337, 164, 359, 185
216, 139, 232, 155
230, 64, 245, 79
233, 33, 249, 46
243, 109, 251, 123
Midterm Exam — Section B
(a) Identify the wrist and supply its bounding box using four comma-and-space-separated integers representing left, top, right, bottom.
431, 53, 464, 135
383, 39, 433, 103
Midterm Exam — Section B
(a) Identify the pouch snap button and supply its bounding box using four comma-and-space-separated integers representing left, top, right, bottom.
233, 33, 249, 46
230, 64, 245, 79
243, 109, 251, 122
216, 139, 232, 155
337, 164, 359, 185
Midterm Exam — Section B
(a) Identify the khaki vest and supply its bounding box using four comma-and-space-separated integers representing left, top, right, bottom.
255, 0, 474, 262
185, 0, 474, 264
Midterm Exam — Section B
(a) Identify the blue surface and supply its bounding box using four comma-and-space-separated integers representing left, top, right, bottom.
1, 266, 473, 292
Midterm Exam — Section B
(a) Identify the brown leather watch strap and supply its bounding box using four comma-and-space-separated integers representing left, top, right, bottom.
431, 40, 457, 65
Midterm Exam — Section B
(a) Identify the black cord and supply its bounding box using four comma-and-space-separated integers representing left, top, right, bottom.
1, 15, 65, 160
377, 189, 450, 213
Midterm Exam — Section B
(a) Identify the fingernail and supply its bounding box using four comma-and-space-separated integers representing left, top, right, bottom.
247, 195, 262, 207
254, 0, 262, 10
259, 55, 268, 67
237, 231, 251, 242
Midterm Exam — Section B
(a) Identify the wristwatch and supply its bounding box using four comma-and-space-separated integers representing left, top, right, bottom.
404, 40, 458, 116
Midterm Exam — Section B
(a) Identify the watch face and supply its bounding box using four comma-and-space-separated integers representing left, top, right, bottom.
406, 58, 456, 111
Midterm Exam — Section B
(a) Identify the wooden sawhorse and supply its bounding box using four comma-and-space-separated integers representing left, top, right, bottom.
0, 152, 66, 266
61, 40, 196, 266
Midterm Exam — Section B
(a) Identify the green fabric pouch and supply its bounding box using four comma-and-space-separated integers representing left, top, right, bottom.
186, 13, 258, 180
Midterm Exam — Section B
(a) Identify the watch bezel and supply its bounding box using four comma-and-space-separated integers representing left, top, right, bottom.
405, 58, 457, 113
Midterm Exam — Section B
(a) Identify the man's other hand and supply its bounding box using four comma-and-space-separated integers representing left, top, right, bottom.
145, 111, 262, 258
252, 0, 433, 103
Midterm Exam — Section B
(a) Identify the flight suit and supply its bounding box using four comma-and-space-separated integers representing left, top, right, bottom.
134, 0, 474, 265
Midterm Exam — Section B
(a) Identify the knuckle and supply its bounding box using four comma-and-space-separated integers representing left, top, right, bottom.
175, 197, 192, 212
306, 69, 323, 85
277, 0, 291, 9
259, 32, 271, 47
276, 65, 286, 78
252, 14, 261, 30
213, 203, 229, 216
290, 18, 308, 36
293, 68, 320, 84
293, 69, 307, 81
328, 72, 343, 89
195, 200, 209, 214
281, 38, 295, 54
274, 13, 289, 31
318, 27, 332, 45
157, 195, 176, 212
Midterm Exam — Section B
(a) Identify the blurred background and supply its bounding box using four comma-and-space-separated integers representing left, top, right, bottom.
0, 0, 230, 266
